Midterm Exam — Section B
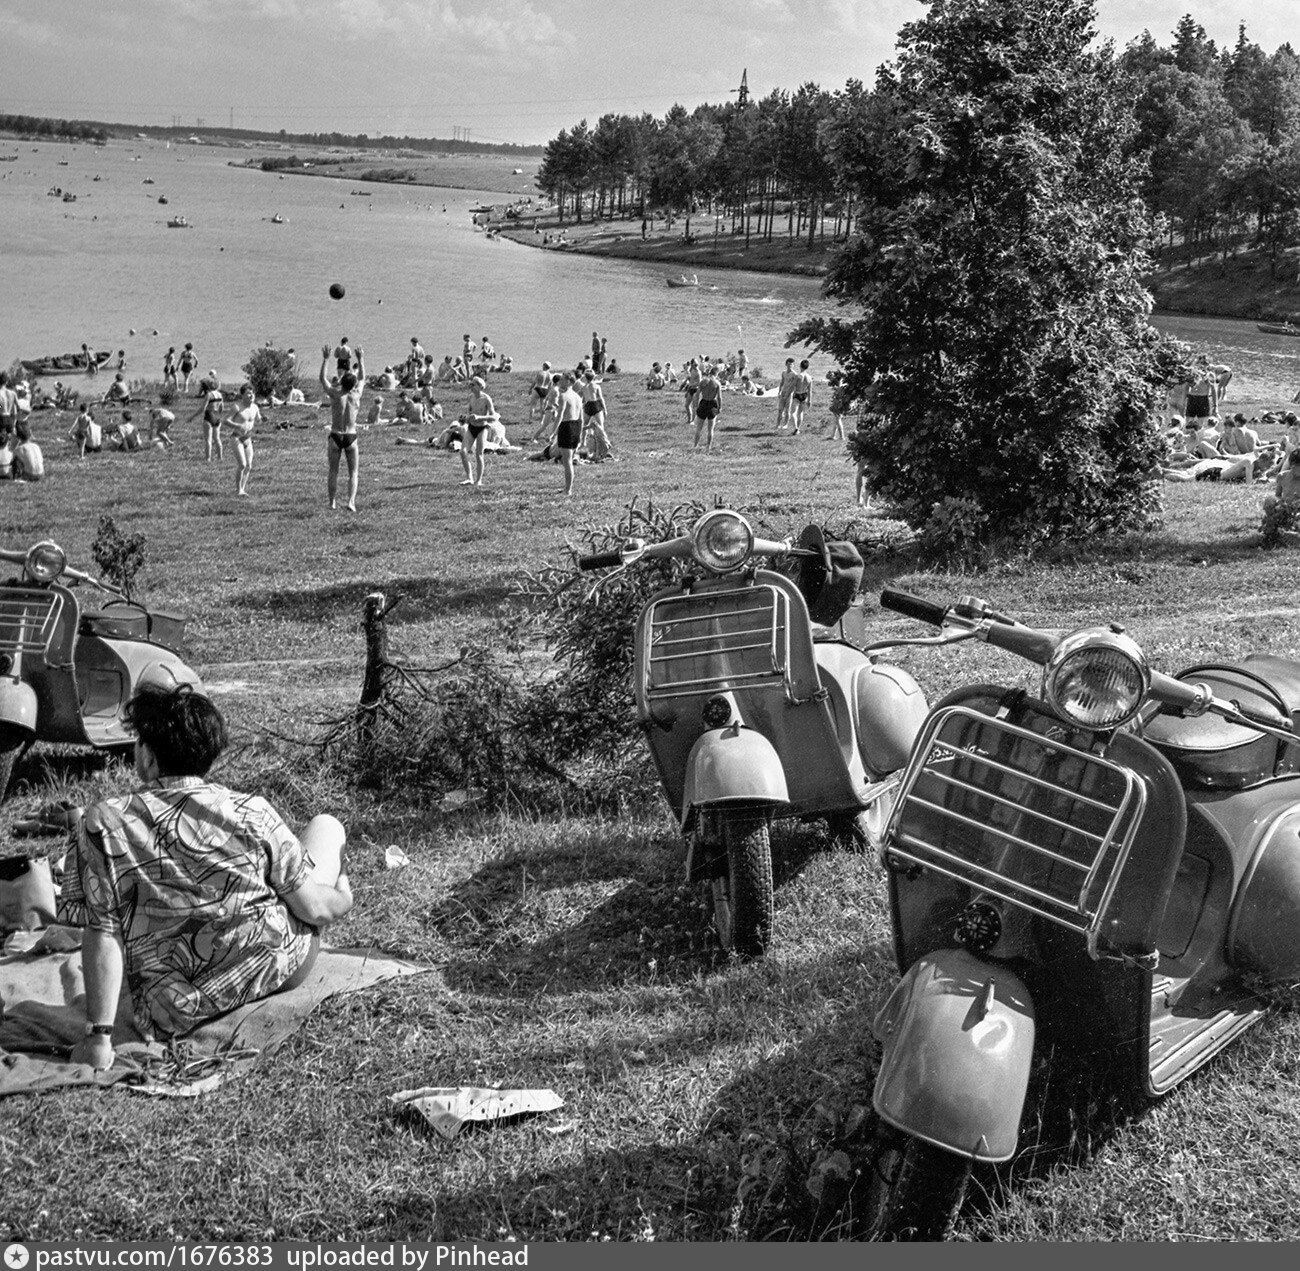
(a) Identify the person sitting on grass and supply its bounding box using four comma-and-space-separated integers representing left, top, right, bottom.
12, 421, 44, 482
61, 682, 353, 1070
107, 410, 144, 452
100, 372, 131, 408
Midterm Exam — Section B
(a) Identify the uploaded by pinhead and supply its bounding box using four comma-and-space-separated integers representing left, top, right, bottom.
384, 845, 410, 870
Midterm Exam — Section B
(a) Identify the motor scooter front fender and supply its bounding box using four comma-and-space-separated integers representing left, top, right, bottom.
0, 680, 38, 732
873, 948, 1035, 1164
681, 724, 788, 822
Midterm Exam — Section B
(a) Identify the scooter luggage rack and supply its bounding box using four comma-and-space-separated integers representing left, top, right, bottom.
0, 590, 62, 655
887, 706, 1146, 955
645, 584, 790, 700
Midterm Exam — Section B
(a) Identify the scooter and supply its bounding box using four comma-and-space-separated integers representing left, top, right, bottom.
0, 539, 202, 798
858, 587, 1300, 1239
577, 510, 929, 957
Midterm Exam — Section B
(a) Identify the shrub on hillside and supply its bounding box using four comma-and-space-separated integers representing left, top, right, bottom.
242, 347, 299, 400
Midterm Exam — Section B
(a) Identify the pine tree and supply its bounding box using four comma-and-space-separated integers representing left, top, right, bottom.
790, 0, 1191, 554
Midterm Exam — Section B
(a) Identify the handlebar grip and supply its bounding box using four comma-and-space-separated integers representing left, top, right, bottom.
880, 589, 949, 628
577, 550, 623, 571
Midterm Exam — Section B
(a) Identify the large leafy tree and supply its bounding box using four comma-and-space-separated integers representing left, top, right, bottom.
791, 0, 1190, 552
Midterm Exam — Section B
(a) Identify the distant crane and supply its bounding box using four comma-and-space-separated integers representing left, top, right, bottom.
730, 69, 749, 108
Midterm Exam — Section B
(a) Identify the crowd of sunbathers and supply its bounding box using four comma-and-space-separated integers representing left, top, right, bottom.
1160, 411, 1292, 485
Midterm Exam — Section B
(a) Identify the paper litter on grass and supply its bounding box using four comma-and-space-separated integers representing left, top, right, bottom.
389, 1086, 564, 1140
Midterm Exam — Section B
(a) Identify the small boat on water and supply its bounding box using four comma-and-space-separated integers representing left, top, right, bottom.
158, 195, 168, 204
142, 178, 155, 184
665, 274, 700, 288
1258, 322, 1300, 338
61, 192, 76, 203
167, 216, 191, 228
21, 349, 112, 376
270, 213, 285, 224
0, 155, 17, 163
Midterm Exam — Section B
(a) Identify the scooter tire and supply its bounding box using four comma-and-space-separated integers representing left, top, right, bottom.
717, 814, 774, 958
0, 723, 32, 802
862, 1133, 972, 1242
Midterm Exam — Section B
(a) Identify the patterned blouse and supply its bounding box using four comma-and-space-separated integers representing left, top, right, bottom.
60, 777, 314, 1039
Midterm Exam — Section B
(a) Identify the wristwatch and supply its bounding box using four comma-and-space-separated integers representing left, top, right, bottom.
84, 1023, 114, 1037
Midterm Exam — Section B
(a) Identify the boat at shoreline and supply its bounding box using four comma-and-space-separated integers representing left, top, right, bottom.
665, 274, 699, 288
1258, 322, 1300, 337
21, 349, 112, 376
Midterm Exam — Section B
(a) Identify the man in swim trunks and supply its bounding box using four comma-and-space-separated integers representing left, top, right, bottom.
461, 377, 497, 487
554, 372, 584, 497
693, 363, 723, 452
580, 371, 612, 460
528, 362, 552, 426
775, 358, 796, 431
320, 342, 365, 512
789, 359, 813, 434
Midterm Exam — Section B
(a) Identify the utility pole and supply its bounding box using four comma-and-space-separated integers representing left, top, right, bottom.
730, 69, 749, 108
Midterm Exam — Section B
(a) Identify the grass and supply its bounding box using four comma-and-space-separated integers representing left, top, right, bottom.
3, 363, 1300, 1241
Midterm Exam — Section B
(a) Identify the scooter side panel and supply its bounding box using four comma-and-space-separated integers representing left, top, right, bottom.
873, 947, 1035, 1163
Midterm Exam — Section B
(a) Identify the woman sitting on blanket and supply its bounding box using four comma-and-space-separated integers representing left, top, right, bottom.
60, 683, 353, 1070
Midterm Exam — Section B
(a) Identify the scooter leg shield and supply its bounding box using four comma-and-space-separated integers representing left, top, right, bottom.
873, 948, 1035, 1164
0, 682, 38, 732
681, 725, 789, 818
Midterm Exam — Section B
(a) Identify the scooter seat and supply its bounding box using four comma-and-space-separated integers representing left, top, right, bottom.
1143, 655, 1300, 789
80, 608, 150, 641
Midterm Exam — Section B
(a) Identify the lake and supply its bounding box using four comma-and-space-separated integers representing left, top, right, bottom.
0, 138, 825, 385
3, 137, 1299, 399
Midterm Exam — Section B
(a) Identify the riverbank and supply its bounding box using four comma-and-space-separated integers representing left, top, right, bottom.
494, 206, 832, 276
1147, 246, 1300, 326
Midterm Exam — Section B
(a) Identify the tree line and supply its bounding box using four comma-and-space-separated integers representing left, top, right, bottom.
0, 114, 108, 143
535, 16, 1300, 274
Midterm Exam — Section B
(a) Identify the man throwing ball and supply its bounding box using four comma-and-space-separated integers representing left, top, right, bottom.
319, 341, 365, 512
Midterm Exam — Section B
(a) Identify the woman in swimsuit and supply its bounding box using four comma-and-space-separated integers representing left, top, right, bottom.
461, 377, 497, 487
179, 343, 197, 394
227, 383, 260, 496
192, 380, 224, 460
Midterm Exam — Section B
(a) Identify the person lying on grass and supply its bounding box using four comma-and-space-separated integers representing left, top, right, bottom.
61, 682, 353, 1071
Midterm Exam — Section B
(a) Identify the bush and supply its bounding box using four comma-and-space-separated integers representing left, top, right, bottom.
241, 347, 299, 400
1261, 499, 1300, 548
91, 515, 146, 601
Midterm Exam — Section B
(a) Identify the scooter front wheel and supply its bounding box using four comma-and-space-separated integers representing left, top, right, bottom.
862, 1132, 972, 1241
0, 723, 31, 802
713, 813, 774, 958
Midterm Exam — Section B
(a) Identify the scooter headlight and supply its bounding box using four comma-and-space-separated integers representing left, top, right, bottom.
692, 511, 754, 574
24, 541, 66, 584
1042, 628, 1149, 731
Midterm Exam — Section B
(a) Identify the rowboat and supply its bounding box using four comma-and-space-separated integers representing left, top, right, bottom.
21, 350, 113, 376
1258, 323, 1300, 337
167, 216, 191, 228
665, 275, 699, 288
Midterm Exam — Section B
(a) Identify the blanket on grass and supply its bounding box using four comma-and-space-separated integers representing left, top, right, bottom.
0, 934, 433, 1098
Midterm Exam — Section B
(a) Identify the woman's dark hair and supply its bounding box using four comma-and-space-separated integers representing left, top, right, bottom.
124, 683, 227, 776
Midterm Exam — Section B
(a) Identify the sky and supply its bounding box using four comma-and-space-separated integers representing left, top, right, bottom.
1, 0, 1296, 147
